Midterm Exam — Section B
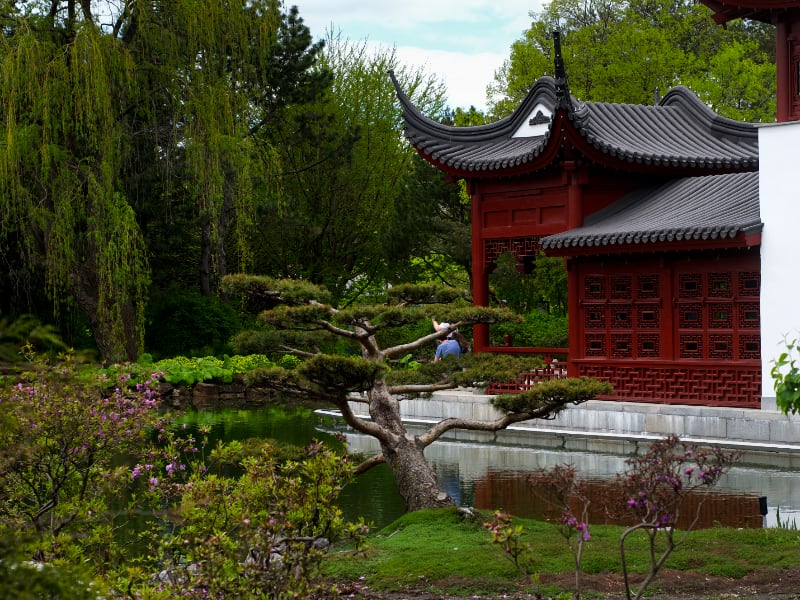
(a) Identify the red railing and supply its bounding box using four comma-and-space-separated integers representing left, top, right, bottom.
484, 346, 568, 394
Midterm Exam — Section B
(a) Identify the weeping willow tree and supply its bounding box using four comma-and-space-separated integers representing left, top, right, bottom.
0, 1, 329, 361
0, 19, 148, 361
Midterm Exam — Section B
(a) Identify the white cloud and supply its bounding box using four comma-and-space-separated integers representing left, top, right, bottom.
294, 0, 546, 110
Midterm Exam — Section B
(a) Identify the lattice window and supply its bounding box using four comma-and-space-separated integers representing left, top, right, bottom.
708, 273, 733, 298
738, 303, 760, 329
636, 274, 660, 299
709, 334, 733, 360
637, 305, 660, 329
584, 276, 605, 300
679, 303, 703, 329
611, 306, 632, 329
739, 335, 760, 360
679, 274, 702, 298
584, 308, 605, 329
680, 334, 703, 358
575, 364, 761, 408
611, 275, 632, 300
612, 334, 632, 358
738, 272, 760, 297
484, 237, 541, 266
585, 334, 606, 357
637, 334, 660, 358
708, 303, 733, 329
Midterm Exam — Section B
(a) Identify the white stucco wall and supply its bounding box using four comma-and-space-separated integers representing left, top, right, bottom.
759, 120, 800, 408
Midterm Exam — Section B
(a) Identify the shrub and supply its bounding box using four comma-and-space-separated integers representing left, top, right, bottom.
145, 288, 240, 359
491, 310, 569, 348
0, 357, 165, 572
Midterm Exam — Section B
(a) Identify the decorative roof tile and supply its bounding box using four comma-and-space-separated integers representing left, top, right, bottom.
540, 171, 761, 250
391, 73, 759, 175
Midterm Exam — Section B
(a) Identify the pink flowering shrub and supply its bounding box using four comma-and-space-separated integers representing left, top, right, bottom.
483, 511, 538, 583
614, 434, 741, 600
0, 355, 166, 577
529, 463, 591, 598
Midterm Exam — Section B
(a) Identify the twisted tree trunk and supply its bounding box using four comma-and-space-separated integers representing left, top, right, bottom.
366, 381, 454, 511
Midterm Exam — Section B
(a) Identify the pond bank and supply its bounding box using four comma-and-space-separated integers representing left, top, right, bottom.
339, 388, 800, 468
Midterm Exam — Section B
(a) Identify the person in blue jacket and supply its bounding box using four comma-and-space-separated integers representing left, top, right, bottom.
432, 319, 470, 361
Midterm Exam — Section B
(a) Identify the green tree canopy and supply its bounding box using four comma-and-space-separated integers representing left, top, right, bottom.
488, 0, 776, 121
0, 1, 330, 361
251, 33, 449, 301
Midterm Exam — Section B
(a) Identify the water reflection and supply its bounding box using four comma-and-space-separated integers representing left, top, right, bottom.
327, 424, 800, 531
177, 406, 800, 531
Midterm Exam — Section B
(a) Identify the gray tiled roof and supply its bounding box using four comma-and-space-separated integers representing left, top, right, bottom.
540, 171, 761, 251
391, 73, 759, 174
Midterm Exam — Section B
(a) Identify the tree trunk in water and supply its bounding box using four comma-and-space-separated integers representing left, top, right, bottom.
367, 381, 455, 512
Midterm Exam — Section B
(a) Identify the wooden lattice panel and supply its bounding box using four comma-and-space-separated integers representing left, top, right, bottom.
679, 334, 703, 358
585, 334, 606, 357
585, 309, 605, 329
678, 274, 702, 298
636, 305, 660, 329
709, 334, 734, 360
708, 272, 733, 297
584, 275, 605, 300
738, 271, 760, 297
636, 274, 660, 299
679, 303, 703, 329
637, 334, 660, 358
484, 236, 541, 266
739, 335, 761, 360
575, 363, 761, 407
611, 275, 632, 300
708, 303, 733, 329
610, 306, 632, 329
611, 334, 633, 358
738, 303, 760, 329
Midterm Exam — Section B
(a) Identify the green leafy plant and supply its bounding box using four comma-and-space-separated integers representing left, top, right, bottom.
0, 358, 166, 573
771, 336, 800, 414
483, 511, 539, 584
130, 437, 369, 598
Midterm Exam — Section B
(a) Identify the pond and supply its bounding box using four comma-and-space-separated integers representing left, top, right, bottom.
177, 404, 800, 531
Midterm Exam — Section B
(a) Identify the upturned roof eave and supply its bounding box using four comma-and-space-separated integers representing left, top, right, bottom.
392, 72, 758, 178
389, 70, 559, 144
699, 0, 800, 24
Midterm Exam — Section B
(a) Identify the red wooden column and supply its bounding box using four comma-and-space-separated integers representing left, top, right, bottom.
777, 17, 791, 122
565, 257, 581, 377
470, 184, 490, 351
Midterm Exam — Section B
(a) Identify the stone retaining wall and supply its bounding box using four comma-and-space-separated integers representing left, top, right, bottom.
345, 388, 800, 467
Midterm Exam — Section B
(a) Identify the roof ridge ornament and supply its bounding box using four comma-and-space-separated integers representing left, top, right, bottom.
552, 30, 571, 110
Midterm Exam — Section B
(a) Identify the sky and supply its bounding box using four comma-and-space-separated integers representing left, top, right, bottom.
294, 1, 547, 111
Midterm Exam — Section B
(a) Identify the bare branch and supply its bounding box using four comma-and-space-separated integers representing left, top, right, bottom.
332, 396, 396, 446
415, 400, 568, 448
383, 328, 451, 358
388, 381, 454, 395
314, 319, 366, 342
353, 452, 386, 475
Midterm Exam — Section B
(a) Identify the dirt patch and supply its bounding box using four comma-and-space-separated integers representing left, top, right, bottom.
337, 565, 800, 599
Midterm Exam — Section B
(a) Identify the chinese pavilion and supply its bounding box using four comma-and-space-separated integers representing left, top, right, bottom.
390, 28, 769, 408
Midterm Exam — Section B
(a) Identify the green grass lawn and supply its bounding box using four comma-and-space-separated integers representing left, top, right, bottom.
322, 507, 800, 598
